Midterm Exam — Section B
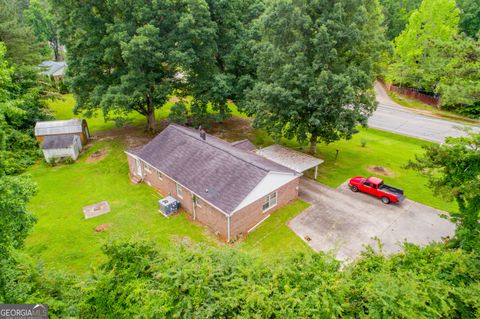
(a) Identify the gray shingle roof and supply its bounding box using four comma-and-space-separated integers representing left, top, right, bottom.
130, 124, 296, 215
231, 139, 257, 152
41, 134, 76, 149
35, 119, 84, 136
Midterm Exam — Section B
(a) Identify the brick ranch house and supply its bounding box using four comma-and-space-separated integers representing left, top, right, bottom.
125, 124, 301, 241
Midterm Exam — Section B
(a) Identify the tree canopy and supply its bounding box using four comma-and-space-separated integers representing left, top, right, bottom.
379, 0, 422, 40
457, 0, 480, 38
186, 0, 264, 125
408, 131, 480, 251
52, 0, 217, 130
24, 0, 61, 61
387, 0, 479, 114
243, 0, 387, 153
0, 0, 43, 67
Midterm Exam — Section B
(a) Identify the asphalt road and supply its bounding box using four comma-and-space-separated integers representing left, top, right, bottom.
369, 82, 479, 143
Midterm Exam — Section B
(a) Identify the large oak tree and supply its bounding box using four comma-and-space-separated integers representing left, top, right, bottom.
52, 0, 216, 131
243, 0, 387, 153
186, 0, 264, 124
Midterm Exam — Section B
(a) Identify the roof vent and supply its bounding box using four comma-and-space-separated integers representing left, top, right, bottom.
199, 126, 206, 141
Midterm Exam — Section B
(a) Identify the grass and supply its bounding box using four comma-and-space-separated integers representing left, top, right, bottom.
47, 94, 175, 133
47, 95, 246, 134
25, 140, 218, 274
239, 200, 311, 257
276, 128, 457, 212
25, 94, 457, 274
387, 91, 479, 125
25, 139, 309, 273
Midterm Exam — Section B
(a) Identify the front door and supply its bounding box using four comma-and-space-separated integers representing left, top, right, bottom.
135, 158, 142, 177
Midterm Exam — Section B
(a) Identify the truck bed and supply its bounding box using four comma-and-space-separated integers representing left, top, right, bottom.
379, 184, 403, 196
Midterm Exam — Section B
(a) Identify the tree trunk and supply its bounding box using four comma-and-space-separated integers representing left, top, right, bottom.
50, 36, 60, 61
146, 96, 156, 131
309, 134, 317, 155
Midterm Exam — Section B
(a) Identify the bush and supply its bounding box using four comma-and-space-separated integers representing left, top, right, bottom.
76, 239, 480, 318
168, 101, 189, 125
361, 138, 368, 147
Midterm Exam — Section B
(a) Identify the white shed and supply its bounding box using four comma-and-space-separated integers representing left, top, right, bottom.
41, 134, 82, 161
35, 119, 90, 145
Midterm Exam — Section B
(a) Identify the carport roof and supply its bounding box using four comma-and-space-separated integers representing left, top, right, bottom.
256, 144, 324, 173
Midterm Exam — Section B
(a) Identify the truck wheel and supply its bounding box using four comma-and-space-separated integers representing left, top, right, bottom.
381, 197, 390, 204
350, 185, 358, 192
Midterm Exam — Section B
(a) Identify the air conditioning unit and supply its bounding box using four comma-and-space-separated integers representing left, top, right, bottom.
159, 196, 180, 217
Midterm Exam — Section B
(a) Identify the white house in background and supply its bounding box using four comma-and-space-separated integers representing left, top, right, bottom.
41, 134, 82, 161
38, 61, 67, 80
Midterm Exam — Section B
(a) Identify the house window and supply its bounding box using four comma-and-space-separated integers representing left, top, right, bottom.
176, 183, 183, 199
195, 197, 202, 208
144, 162, 152, 173
262, 191, 277, 212
157, 170, 163, 180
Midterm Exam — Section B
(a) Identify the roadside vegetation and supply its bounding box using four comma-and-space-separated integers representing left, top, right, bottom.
387, 91, 480, 124
384, 0, 480, 118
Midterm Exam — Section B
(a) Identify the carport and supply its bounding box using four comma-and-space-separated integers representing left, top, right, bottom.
256, 144, 324, 178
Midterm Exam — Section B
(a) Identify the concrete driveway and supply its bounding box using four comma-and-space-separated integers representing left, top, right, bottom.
369, 82, 479, 143
289, 178, 455, 261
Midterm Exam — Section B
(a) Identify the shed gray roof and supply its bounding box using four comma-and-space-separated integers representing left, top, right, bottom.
129, 124, 297, 215
41, 134, 77, 149
38, 61, 67, 77
256, 144, 324, 173
35, 119, 84, 136
231, 139, 257, 152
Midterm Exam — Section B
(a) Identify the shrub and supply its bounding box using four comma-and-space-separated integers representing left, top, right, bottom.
168, 101, 189, 125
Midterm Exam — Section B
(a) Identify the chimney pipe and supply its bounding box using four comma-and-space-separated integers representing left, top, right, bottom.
199, 126, 206, 141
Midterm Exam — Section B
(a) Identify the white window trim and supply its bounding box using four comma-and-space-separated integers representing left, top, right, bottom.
176, 183, 183, 199
262, 191, 277, 213
144, 162, 152, 173
157, 170, 163, 180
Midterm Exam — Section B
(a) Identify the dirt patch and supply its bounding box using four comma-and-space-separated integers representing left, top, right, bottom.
95, 223, 111, 232
86, 148, 109, 163
94, 123, 157, 149
367, 165, 395, 177
208, 117, 256, 142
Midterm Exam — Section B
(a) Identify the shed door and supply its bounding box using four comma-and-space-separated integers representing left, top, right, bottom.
135, 158, 142, 177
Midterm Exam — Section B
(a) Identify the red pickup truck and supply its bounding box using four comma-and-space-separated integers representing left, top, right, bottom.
348, 176, 405, 204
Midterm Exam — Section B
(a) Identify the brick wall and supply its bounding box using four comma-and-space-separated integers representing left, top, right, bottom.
386, 83, 440, 107
126, 154, 299, 241
230, 177, 299, 239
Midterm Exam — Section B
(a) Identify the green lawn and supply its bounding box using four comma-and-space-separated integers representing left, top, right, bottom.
239, 200, 311, 257
25, 140, 218, 274
276, 128, 456, 212
25, 95, 456, 274
46, 95, 175, 133
26, 136, 309, 273
47, 95, 246, 133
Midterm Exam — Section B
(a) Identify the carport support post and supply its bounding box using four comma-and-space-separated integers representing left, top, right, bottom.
314, 165, 318, 179
227, 215, 231, 242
